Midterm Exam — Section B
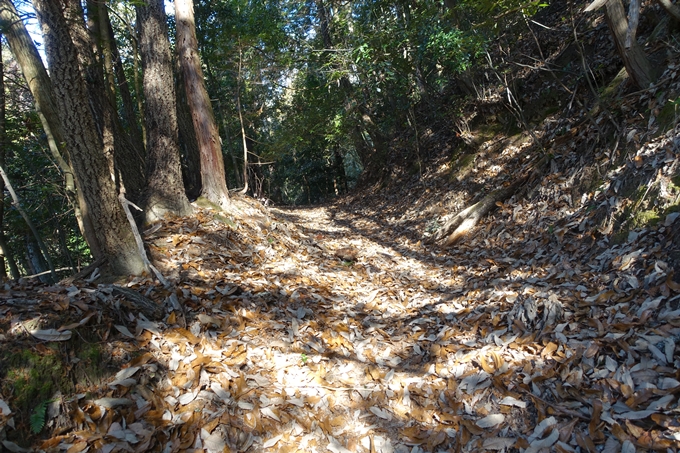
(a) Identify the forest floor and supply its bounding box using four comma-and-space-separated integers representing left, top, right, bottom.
3, 1, 680, 452
1, 169, 680, 452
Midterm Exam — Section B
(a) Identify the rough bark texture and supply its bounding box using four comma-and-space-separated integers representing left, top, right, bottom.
32, 0, 146, 276
603, 0, 657, 89
65, 0, 146, 203
175, 0, 230, 209
0, 0, 98, 255
176, 63, 203, 200
137, 0, 193, 223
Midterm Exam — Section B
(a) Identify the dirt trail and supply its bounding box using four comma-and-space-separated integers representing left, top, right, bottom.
2, 196, 680, 452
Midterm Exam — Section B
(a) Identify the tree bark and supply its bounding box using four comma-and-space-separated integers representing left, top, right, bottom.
175, 0, 230, 209
176, 61, 203, 200
587, 0, 657, 89
65, 0, 146, 203
606, 0, 656, 89
0, 0, 97, 253
137, 0, 193, 223
32, 0, 147, 276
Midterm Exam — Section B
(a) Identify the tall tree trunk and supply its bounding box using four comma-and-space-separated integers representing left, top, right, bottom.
0, 0, 97, 253
25, 234, 50, 282
32, 0, 147, 276
64, 0, 146, 203
604, 0, 656, 89
137, 0, 192, 223
176, 56, 203, 200
175, 0, 230, 208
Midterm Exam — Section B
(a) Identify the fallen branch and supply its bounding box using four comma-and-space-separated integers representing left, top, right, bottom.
443, 178, 527, 247
59, 256, 106, 285
24, 267, 74, 280
656, 0, 680, 23
119, 193, 169, 288
429, 155, 550, 247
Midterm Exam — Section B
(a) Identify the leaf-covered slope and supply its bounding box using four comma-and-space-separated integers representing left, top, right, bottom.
1, 165, 680, 451
2, 1, 680, 452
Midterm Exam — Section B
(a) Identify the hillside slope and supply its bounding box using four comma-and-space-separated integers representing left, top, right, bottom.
1, 1, 680, 452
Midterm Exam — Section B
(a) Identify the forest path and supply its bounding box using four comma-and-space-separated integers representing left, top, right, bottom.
3, 196, 680, 452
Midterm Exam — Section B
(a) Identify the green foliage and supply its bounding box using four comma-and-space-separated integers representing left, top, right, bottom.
1, 52, 90, 277
454, 0, 548, 25
30, 400, 49, 434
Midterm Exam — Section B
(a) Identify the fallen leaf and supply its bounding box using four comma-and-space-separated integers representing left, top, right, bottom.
476, 413, 505, 428
30, 329, 71, 341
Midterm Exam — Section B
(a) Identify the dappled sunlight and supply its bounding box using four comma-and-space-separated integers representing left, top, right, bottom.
3, 0, 680, 450
2, 173, 680, 451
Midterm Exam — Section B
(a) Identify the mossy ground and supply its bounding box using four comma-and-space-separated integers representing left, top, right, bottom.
0, 329, 113, 445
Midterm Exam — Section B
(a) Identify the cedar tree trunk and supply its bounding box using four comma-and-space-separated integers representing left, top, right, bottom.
175, 0, 230, 208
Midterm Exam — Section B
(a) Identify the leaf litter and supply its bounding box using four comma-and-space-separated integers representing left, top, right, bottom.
2, 159, 680, 451
2, 4, 680, 452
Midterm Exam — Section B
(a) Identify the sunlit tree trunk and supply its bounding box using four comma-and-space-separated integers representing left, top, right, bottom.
32, 0, 147, 276
176, 0, 230, 208
137, 0, 192, 223
604, 0, 656, 89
